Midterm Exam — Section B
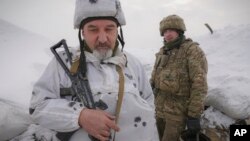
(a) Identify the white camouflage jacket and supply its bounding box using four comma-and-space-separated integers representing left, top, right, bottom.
30, 48, 159, 141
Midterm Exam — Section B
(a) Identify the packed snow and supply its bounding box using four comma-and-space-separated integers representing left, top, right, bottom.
0, 14, 250, 141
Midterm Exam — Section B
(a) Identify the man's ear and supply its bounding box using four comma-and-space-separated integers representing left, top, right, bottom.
81, 29, 85, 37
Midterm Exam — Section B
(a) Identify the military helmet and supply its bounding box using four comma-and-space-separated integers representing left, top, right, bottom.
159, 14, 186, 36
74, 0, 126, 29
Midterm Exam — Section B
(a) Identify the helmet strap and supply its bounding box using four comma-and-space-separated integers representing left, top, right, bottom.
118, 26, 125, 51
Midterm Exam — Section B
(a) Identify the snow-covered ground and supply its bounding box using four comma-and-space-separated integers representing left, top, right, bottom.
0, 8, 250, 141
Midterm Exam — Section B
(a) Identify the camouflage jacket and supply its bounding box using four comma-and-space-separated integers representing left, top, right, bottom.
151, 38, 208, 119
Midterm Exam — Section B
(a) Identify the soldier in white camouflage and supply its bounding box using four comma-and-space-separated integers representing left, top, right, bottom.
151, 14, 208, 141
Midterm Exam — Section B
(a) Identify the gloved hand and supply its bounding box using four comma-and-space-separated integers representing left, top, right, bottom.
186, 117, 201, 141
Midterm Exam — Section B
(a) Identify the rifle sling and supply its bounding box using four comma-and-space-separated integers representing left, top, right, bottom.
70, 59, 80, 74
114, 65, 125, 124
113, 65, 125, 141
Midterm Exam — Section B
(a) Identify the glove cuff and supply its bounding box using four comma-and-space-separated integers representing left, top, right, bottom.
187, 117, 201, 131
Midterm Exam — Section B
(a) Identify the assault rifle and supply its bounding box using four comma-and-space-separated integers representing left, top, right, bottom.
50, 39, 99, 141
50, 39, 96, 109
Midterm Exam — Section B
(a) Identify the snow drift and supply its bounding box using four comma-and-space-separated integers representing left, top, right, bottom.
0, 98, 32, 140
0, 19, 53, 106
198, 24, 250, 119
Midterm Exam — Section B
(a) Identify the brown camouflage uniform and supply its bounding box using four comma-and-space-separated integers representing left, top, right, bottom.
151, 38, 208, 141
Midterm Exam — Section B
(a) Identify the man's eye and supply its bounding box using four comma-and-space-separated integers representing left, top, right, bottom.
88, 28, 98, 32
106, 28, 114, 32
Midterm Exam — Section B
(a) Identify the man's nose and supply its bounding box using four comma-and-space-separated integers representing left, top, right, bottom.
98, 31, 108, 43
164, 30, 171, 36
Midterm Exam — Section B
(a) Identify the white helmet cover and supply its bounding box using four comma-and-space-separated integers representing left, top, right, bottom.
74, 0, 126, 29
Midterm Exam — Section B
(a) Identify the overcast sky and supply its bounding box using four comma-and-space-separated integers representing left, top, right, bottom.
0, 0, 250, 48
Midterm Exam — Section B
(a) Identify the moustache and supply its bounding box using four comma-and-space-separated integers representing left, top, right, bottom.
95, 43, 111, 49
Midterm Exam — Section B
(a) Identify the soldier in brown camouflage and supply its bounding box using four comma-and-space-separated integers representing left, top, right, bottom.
151, 15, 208, 141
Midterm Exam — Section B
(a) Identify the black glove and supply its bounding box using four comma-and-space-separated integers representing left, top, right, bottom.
186, 117, 201, 141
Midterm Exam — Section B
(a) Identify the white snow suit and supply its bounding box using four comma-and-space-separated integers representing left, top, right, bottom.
30, 48, 159, 141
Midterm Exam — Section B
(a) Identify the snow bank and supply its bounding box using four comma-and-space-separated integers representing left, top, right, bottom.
0, 19, 53, 106
198, 24, 250, 119
0, 98, 33, 141
206, 76, 250, 119
201, 106, 235, 129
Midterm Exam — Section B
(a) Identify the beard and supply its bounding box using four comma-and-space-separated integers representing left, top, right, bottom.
92, 47, 113, 61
